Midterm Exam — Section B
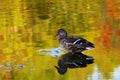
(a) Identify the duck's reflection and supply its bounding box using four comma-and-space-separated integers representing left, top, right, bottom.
55, 52, 94, 75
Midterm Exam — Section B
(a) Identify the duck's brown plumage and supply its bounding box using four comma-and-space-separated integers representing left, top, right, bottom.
56, 29, 94, 53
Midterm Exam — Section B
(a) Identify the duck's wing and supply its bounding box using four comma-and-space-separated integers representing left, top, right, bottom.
65, 36, 89, 45
60, 36, 94, 52
59, 36, 80, 47
68, 36, 94, 47
66, 36, 82, 43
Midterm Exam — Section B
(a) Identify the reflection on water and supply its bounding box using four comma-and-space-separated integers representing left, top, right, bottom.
88, 65, 120, 80
36, 47, 64, 57
55, 52, 94, 75
89, 66, 104, 80
112, 66, 120, 80
0, 0, 120, 80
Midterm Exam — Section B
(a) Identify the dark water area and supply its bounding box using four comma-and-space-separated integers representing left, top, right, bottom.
0, 0, 120, 80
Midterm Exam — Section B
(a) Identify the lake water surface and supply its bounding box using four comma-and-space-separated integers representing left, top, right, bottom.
0, 0, 120, 80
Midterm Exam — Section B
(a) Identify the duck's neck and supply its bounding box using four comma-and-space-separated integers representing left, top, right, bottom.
58, 35, 67, 40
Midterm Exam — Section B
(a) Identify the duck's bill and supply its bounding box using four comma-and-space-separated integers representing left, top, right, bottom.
55, 33, 59, 37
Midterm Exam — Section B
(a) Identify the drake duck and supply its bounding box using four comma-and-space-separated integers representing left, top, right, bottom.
56, 29, 95, 53
55, 52, 94, 75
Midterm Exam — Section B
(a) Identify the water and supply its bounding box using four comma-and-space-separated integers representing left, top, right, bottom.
0, 0, 120, 80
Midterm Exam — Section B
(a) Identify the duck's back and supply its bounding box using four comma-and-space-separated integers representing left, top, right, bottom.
65, 36, 85, 43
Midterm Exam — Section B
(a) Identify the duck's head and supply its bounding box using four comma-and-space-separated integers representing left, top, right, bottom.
55, 29, 67, 38
54, 66, 67, 75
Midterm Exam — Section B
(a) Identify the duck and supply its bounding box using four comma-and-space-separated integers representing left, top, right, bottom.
55, 29, 95, 53
55, 52, 94, 75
